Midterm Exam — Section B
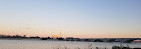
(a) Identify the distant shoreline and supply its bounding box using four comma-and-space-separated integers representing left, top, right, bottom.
0, 38, 141, 43
0, 38, 40, 40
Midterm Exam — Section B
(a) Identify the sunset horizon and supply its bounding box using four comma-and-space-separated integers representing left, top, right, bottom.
0, 0, 141, 49
0, 0, 141, 38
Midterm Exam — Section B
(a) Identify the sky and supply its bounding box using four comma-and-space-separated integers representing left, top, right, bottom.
0, 0, 141, 38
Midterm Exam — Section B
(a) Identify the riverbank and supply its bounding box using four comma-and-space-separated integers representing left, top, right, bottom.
0, 38, 141, 43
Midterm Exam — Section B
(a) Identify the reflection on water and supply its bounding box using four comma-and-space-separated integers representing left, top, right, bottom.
0, 40, 140, 49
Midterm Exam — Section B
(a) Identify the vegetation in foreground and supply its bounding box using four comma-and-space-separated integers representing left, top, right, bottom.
51, 44, 141, 49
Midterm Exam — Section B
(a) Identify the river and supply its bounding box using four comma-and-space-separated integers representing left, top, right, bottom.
0, 40, 140, 49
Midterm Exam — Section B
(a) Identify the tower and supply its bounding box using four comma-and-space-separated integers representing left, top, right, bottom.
60, 32, 61, 37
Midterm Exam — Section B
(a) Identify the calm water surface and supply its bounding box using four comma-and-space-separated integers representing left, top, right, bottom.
0, 40, 140, 49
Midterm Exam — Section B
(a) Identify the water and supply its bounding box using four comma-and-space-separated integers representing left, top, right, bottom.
0, 40, 140, 49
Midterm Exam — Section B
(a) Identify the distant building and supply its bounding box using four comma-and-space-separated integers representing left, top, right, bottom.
57, 37, 64, 40
66, 37, 74, 41
133, 40, 141, 42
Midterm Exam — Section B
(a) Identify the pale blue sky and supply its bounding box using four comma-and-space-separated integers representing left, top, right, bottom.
0, 0, 141, 38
